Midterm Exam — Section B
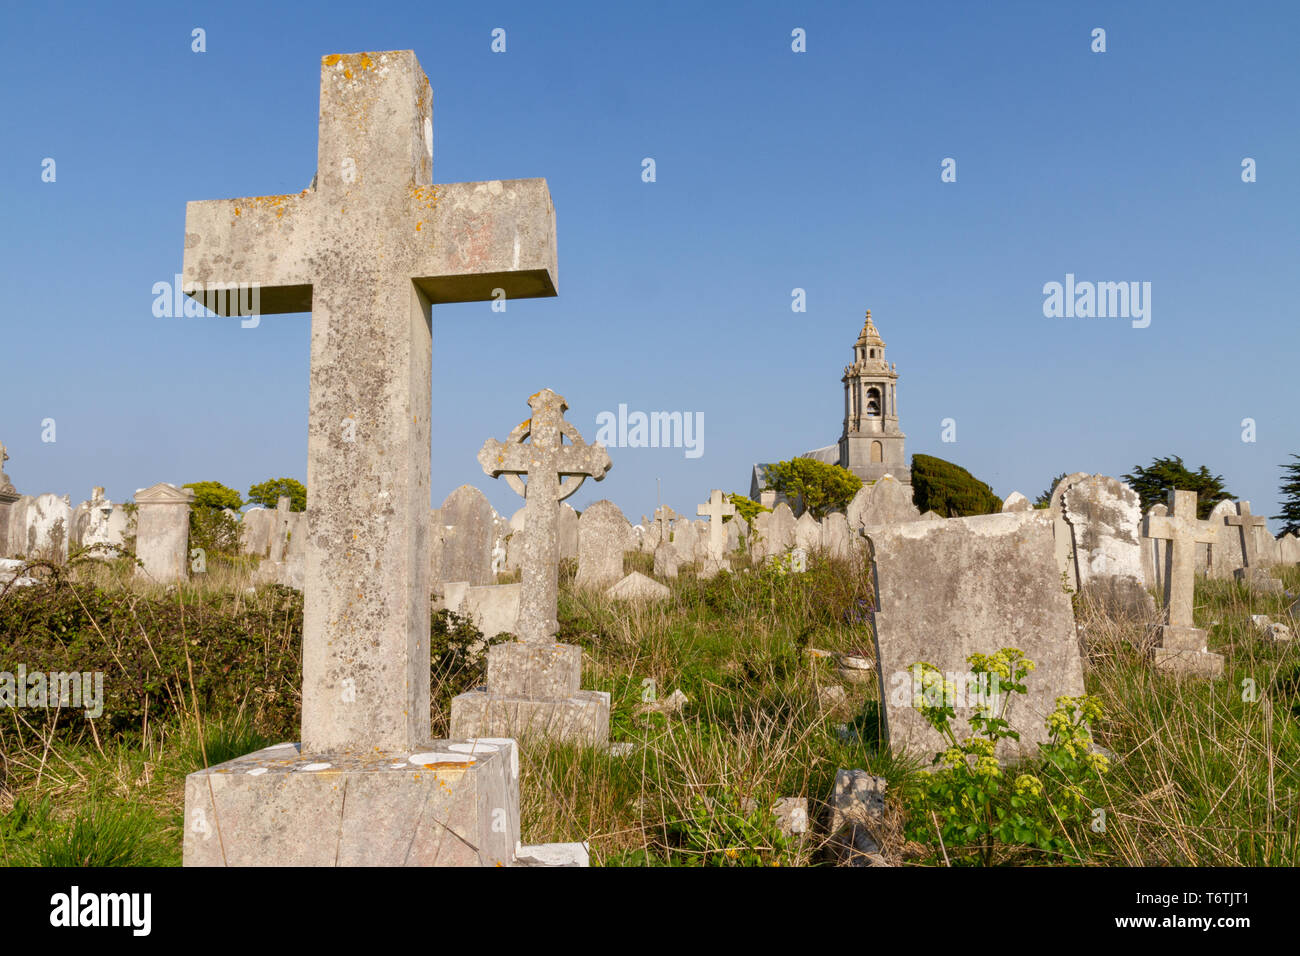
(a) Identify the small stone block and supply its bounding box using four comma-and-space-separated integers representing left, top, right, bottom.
515, 842, 590, 867
487, 641, 581, 697
183, 741, 518, 866
1158, 624, 1209, 652
450, 689, 610, 745
1153, 648, 1224, 678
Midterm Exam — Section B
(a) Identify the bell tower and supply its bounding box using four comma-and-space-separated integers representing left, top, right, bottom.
839, 310, 908, 483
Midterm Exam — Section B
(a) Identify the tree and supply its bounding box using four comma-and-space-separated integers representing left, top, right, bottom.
183, 481, 244, 511
1122, 456, 1232, 519
247, 478, 307, 512
911, 454, 1002, 517
727, 493, 768, 524
1034, 473, 1068, 509
183, 481, 243, 558
762, 458, 862, 520
1274, 454, 1300, 537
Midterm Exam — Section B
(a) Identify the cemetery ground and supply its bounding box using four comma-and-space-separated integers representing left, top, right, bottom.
1, 551, 1298, 867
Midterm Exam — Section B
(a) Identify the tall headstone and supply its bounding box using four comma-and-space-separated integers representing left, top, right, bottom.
763, 503, 797, 560
183, 50, 556, 866
1048, 471, 1091, 593
868, 510, 1085, 758
438, 485, 495, 586
134, 483, 194, 582
696, 489, 735, 578
1227, 501, 1281, 592
1060, 475, 1155, 618
574, 499, 630, 590
1206, 500, 1243, 580
1144, 490, 1222, 677
27, 493, 73, 563
451, 389, 612, 743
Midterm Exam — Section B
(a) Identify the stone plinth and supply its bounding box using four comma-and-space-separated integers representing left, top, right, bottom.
183, 740, 518, 866
451, 642, 608, 745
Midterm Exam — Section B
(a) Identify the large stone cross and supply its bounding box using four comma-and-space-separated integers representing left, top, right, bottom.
697, 489, 735, 561
182, 51, 557, 753
1144, 489, 1216, 629
1225, 501, 1268, 568
478, 389, 611, 642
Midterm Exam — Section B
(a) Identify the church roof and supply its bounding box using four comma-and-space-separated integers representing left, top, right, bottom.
855, 309, 884, 348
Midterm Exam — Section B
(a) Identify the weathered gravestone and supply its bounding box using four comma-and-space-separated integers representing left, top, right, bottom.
0, 441, 18, 551
134, 484, 193, 581
574, 499, 630, 590
240, 507, 275, 557
27, 493, 73, 563
869, 510, 1086, 759
1206, 499, 1243, 580
794, 510, 820, 552
1060, 475, 1156, 618
558, 502, 579, 562
856, 474, 920, 531
1001, 491, 1031, 513
1227, 502, 1282, 593
822, 511, 852, 559
1140, 502, 1168, 592
267, 496, 291, 564
437, 485, 495, 586
696, 489, 735, 578
4, 495, 33, 557
763, 502, 796, 561
1143, 490, 1223, 677
672, 515, 697, 564
183, 50, 557, 866
451, 389, 612, 744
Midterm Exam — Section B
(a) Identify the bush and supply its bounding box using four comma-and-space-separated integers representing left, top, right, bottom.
910, 454, 1002, 517
762, 458, 862, 519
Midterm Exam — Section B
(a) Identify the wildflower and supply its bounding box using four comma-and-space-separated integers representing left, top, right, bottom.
1014, 773, 1043, 797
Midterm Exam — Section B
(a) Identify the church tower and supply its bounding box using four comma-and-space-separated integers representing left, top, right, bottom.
839, 310, 908, 483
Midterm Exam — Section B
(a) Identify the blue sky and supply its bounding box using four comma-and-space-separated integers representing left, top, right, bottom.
2, 1, 1297, 528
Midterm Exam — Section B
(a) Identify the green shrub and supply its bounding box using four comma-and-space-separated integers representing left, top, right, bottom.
910, 454, 1002, 517
761, 458, 862, 519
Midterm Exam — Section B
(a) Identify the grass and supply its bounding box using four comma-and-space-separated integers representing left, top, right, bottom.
0, 550, 1296, 866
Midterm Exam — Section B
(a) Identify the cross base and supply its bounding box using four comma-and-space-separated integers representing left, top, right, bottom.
699, 557, 731, 580
1153, 625, 1223, 678
183, 740, 518, 866
451, 690, 610, 745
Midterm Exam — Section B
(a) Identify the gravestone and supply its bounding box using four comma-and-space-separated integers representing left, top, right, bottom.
1001, 491, 1031, 513
1227, 502, 1282, 592
1048, 472, 1091, 593
558, 503, 579, 562
794, 510, 820, 552
696, 489, 735, 578
438, 485, 495, 586
859, 474, 920, 530
80, 489, 128, 556
451, 389, 611, 744
182, 50, 557, 866
725, 513, 745, 553
1144, 490, 1222, 677
574, 499, 630, 590
134, 483, 193, 582
764, 503, 796, 560
27, 493, 73, 563
1141, 502, 1168, 592
4, 495, 33, 557
868, 510, 1086, 759
822, 512, 851, 559
1279, 534, 1300, 565
267, 496, 291, 564
672, 516, 696, 564
1206, 500, 1243, 580
606, 570, 670, 602
846, 485, 870, 533
240, 507, 274, 557
1060, 475, 1155, 618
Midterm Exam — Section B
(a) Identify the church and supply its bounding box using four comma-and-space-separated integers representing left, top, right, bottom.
750, 309, 910, 499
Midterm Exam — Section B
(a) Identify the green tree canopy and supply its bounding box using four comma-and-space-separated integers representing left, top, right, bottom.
247, 477, 307, 512
1273, 454, 1300, 537
911, 454, 1002, 517
761, 458, 862, 520
727, 493, 768, 524
1121, 455, 1233, 519
183, 481, 244, 511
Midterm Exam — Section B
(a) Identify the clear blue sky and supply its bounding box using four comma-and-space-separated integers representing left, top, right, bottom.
2, 1, 1297, 528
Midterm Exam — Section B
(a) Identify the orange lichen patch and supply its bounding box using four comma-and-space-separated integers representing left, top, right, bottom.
323, 53, 376, 76
415, 221, 422, 231
422, 762, 474, 771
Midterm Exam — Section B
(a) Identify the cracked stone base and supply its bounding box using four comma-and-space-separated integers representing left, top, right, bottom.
1153, 648, 1225, 678
450, 689, 610, 745
183, 741, 519, 866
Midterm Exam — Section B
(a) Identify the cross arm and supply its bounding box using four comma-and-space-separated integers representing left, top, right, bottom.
182, 190, 318, 314
411, 178, 557, 304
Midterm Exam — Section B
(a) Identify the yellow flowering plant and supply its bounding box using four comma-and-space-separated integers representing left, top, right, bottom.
903, 649, 1108, 865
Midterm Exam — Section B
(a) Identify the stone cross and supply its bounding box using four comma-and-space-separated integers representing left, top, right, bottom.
1144, 490, 1217, 629
182, 50, 557, 753
696, 489, 735, 561
478, 389, 611, 642
1225, 501, 1268, 568
654, 506, 674, 542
